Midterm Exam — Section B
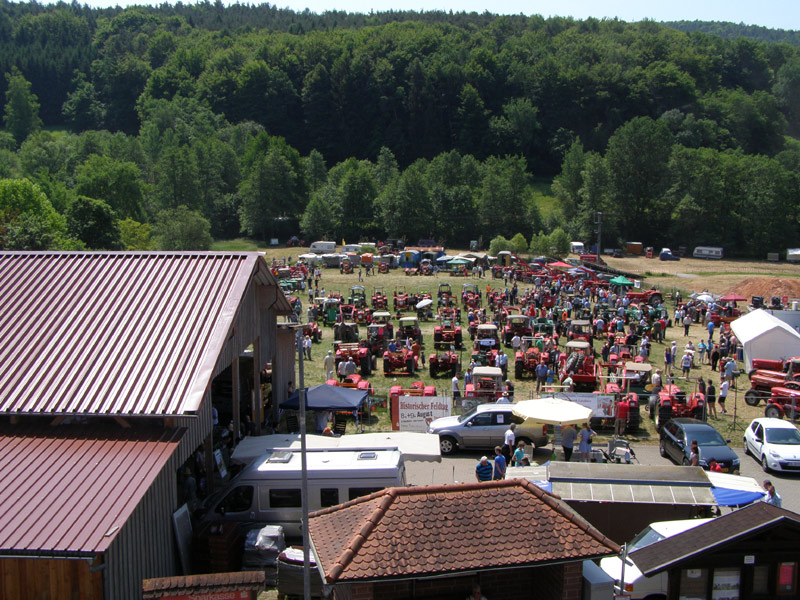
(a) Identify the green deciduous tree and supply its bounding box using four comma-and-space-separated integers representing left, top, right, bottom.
119, 217, 153, 250
75, 154, 145, 220
0, 178, 72, 249
65, 195, 122, 249
153, 205, 212, 250
4, 68, 43, 146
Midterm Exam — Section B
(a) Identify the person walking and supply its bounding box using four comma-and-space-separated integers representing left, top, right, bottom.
512, 440, 527, 466
681, 352, 693, 378
711, 344, 721, 371
664, 346, 673, 376
561, 424, 577, 461
323, 350, 336, 380
707, 379, 717, 418
502, 423, 516, 466
535, 360, 548, 394
718, 378, 729, 414
452, 372, 461, 399
578, 422, 595, 463
683, 313, 692, 336
492, 446, 507, 480
475, 456, 493, 482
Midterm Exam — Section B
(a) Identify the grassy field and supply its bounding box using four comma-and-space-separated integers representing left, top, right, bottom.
227, 242, 795, 443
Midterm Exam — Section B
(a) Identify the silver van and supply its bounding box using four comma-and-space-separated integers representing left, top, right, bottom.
202, 448, 405, 537
309, 240, 336, 254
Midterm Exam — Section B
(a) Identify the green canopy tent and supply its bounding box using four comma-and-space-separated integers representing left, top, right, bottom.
610, 275, 634, 286
447, 258, 471, 265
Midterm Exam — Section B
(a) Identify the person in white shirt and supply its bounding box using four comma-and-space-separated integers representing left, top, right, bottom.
452, 373, 461, 399
719, 379, 729, 414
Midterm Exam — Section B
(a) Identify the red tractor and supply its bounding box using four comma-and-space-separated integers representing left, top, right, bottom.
393, 286, 411, 311
339, 258, 354, 274
301, 320, 322, 343
433, 308, 463, 349
502, 314, 532, 347
382, 347, 419, 375
654, 385, 706, 430
567, 319, 593, 343
389, 382, 437, 429
326, 373, 374, 395
437, 282, 456, 308
372, 286, 388, 309
461, 283, 482, 309
334, 341, 373, 376
370, 311, 394, 338
560, 340, 601, 392
428, 350, 460, 378
465, 366, 505, 402
622, 289, 664, 306
745, 358, 800, 406
514, 346, 553, 380
763, 387, 800, 420
339, 303, 356, 322
473, 323, 500, 349
397, 316, 423, 345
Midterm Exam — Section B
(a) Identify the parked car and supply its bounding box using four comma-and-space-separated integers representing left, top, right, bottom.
659, 418, 740, 473
659, 247, 680, 261
427, 403, 549, 455
743, 417, 800, 472
599, 518, 713, 600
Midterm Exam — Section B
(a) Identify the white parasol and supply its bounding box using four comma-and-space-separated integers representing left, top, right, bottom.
416, 298, 433, 309
512, 398, 593, 426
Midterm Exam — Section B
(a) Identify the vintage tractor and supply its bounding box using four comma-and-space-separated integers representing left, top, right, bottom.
334, 341, 372, 376
428, 350, 460, 378
560, 340, 601, 392
372, 286, 388, 309
437, 283, 456, 308
531, 316, 555, 337
465, 366, 505, 402
353, 306, 372, 325
601, 362, 650, 432
473, 323, 500, 350
764, 387, 800, 420
433, 308, 463, 349
503, 314, 532, 347
326, 373, 373, 395
339, 303, 356, 322
567, 319, 593, 343
397, 316, 423, 345
622, 289, 664, 306
461, 283, 482, 309
321, 298, 341, 327
333, 321, 360, 344
365, 323, 389, 358
370, 311, 394, 338
654, 385, 706, 430
301, 320, 322, 343
389, 382, 437, 429
745, 357, 800, 406
339, 258, 354, 274
393, 286, 411, 311
514, 345, 553, 380
349, 285, 368, 309
382, 347, 419, 376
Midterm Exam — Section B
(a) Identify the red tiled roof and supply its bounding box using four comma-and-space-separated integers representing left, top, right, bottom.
308, 479, 620, 583
0, 424, 183, 555
630, 501, 800, 576
0, 251, 291, 416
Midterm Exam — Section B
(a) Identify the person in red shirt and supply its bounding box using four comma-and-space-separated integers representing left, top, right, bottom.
708, 458, 723, 472
615, 395, 631, 436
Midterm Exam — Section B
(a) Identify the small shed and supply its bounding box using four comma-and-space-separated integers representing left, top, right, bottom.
730, 309, 800, 371
399, 249, 421, 268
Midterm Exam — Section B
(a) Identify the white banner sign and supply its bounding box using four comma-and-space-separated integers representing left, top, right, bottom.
399, 395, 452, 432
544, 392, 615, 419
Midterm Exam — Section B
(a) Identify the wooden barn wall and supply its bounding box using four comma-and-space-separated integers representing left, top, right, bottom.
104, 461, 178, 599
0, 557, 103, 600
271, 327, 297, 423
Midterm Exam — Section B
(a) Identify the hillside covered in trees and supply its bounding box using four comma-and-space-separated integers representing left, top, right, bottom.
1, 1, 799, 256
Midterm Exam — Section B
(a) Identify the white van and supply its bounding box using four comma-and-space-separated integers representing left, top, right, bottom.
692, 246, 723, 260
309, 241, 336, 254
341, 244, 362, 253
202, 448, 406, 537
570, 241, 585, 255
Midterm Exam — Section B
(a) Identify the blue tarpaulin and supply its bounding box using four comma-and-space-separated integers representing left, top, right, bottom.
711, 486, 766, 506
280, 383, 368, 412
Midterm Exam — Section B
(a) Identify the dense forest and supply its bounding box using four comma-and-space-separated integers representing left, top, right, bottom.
1, 1, 799, 256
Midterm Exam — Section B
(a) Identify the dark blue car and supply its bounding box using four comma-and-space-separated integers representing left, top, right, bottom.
660, 418, 740, 473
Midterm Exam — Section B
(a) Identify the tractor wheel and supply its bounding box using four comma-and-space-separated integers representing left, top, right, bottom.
649, 293, 663, 306
429, 365, 436, 378
504, 333, 512, 347
744, 389, 762, 406
515, 362, 523, 380
417, 333, 424, 345
434, 331, 442, 343
372, 355, 378, 370
656, 408, 671, 431
439, 436, 457, 455
406, 358, 415, 374
765, 404, 783, 419
361, 356, 371, 376
693, 407, 705, 421
748, 369, 757, 380
454, 333, 462, 348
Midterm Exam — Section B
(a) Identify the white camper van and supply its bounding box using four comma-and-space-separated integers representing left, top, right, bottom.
570, 241, 585, 255
309, 240, 336, 254
202, 448, 406, 537
692, 246, 723, 260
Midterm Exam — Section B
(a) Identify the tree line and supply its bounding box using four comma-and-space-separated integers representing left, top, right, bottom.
1, 3, 799, 255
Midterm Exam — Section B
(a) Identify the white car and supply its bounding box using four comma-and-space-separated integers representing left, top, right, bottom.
743, 417, 800, 472
600, 519, 712, 599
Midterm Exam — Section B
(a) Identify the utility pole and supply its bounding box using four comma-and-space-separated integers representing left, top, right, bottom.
296, 328, 310, 600
595, 212, 603, 259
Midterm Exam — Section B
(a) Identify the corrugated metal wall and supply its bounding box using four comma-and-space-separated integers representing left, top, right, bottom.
104, 454, 179, 599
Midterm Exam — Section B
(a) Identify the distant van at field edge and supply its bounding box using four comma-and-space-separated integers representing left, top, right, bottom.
309, 240, 336, 254
692, 246, 723, 260
201, 448, 406, 538
570, 241, 585, 254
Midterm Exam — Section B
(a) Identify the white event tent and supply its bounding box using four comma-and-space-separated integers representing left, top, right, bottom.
730, 309, 800, 371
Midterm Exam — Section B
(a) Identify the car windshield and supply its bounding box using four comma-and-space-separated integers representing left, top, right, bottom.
458, 407, 479, 423
765, 428, 800, 445
690, 429, 727, 446
628, 527, 664, 551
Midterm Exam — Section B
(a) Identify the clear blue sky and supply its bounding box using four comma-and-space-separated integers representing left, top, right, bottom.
73, 0, 800, 30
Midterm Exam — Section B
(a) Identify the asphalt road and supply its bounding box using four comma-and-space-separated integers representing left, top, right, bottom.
405, 435, 800, 514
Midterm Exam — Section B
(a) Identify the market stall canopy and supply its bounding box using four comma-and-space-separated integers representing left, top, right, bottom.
610, 275, 634, 286
719, 293, 747, 303
416, 298, 433, 309
547, 261, 572, 269
691, 291, 714, 303
512, 397, 593, 426
281, 384, 367, 411
230, 432, 441, 465
447, 257, 471, 265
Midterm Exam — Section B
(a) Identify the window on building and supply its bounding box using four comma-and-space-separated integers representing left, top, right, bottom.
712, 568, 740, 600
320, 488, 340, 507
